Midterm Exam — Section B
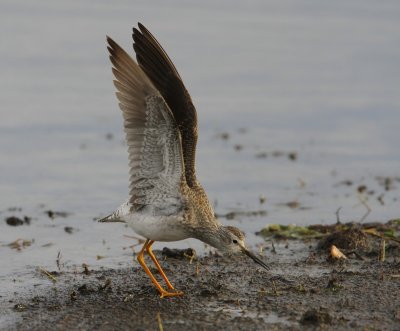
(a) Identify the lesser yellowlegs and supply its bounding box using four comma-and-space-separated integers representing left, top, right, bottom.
100, 23, 269, 298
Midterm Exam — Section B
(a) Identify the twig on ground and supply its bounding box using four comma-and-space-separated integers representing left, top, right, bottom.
56, 251, 62, 272
379, 239, 386, 262
345, 250, 365, 261
363, 230, 400, 244
271, 241, 276, 254
335, 207, 342, 224
157, 312, 164, 331
38, 267, 57, 283
358, 195, 371, 222
272, 280, 279, 296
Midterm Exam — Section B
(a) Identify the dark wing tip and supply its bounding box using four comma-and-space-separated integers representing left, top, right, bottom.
137, 22, 146, 32
132, 27, 140, 36
133, 22, 146, 36
106, 36, 119, 52
106, 35, 113, 45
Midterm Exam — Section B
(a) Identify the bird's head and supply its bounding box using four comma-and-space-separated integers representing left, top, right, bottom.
207, 225, 270, 270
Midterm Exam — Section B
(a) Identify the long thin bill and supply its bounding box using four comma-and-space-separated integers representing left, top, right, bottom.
242, 248, 270, 270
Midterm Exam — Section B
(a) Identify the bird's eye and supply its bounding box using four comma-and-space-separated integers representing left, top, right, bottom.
232, 239, 238, 244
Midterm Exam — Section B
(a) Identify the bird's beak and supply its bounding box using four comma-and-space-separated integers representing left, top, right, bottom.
241, 246, 270, 270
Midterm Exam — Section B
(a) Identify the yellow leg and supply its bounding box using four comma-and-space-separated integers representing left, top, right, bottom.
136, 239, 183, 298
146, 240, 181, 293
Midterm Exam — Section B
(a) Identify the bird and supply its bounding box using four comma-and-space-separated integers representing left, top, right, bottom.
100, 23, 269, 298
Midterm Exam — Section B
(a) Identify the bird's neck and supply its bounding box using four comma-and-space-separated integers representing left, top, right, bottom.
193, 224, 228, 252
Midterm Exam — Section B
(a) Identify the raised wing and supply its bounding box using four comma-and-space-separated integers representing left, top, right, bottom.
132, 23, 199, 188
107, 37, 186, 214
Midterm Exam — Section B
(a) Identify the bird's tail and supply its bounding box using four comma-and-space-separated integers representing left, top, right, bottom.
98, 212, 126, 223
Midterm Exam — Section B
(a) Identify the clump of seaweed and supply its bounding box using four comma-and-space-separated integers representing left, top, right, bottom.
256, 224, 323, 240
257, 219, 400, 258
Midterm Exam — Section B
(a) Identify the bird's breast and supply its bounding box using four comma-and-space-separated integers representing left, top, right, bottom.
126, 213, 191, 242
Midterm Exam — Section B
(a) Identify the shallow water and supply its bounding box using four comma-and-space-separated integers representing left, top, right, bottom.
1, 0, 399, 301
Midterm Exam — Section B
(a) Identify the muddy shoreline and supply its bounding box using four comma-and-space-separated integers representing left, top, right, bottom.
3, 236, 399, 331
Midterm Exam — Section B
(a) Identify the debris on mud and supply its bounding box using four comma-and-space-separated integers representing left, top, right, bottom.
13, 304, 28, 312
259, 220, 400, 263
82, 263, 90, 275
301, 308, 332, 325
6, 238, 34, 251
38, 267, 58, 283
288, 152, 297, 161
357, 185, 367, 193
376, 176, 400, 191
329, 245, 347, 261
77, 284, 94, 295
5, 216, 31, 226
254, 150, 298, 161
218, 132, 230, 140
276, 201, 311, 210
284, 201, 300, 209
98, 278, 112, 291
234, 144, 243, 151
64, 226, 77, 234
318, 228, 368, 250
257, 224, 322, 240
162, 247, 196, 262
334, 179, 353, 187
7, 207, 23, 212
255, 152, 268, 159
45, 210, 71, 219
215, 210, 267, 220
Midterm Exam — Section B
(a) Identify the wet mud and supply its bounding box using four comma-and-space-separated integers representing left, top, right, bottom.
3, 233, 400, 331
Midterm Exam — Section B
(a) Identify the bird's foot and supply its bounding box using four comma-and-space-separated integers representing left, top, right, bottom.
159, 289, 184, 299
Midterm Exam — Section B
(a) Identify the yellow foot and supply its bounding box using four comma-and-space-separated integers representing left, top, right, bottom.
159, 290, 184, 299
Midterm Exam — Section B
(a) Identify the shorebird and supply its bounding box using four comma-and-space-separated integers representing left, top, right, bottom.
100, 23, 269, 298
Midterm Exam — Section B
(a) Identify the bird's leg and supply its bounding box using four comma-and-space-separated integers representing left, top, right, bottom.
136, 239, 183, 298
145, 240, 181, 293
137, 239, 167, 295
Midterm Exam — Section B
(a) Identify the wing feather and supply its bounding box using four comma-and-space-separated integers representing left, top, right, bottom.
107, 36, 186, 213
132, 23, 199, 188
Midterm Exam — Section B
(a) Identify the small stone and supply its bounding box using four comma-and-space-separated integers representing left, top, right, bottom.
13, 303, 27, 312
301, 308, 332, 325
